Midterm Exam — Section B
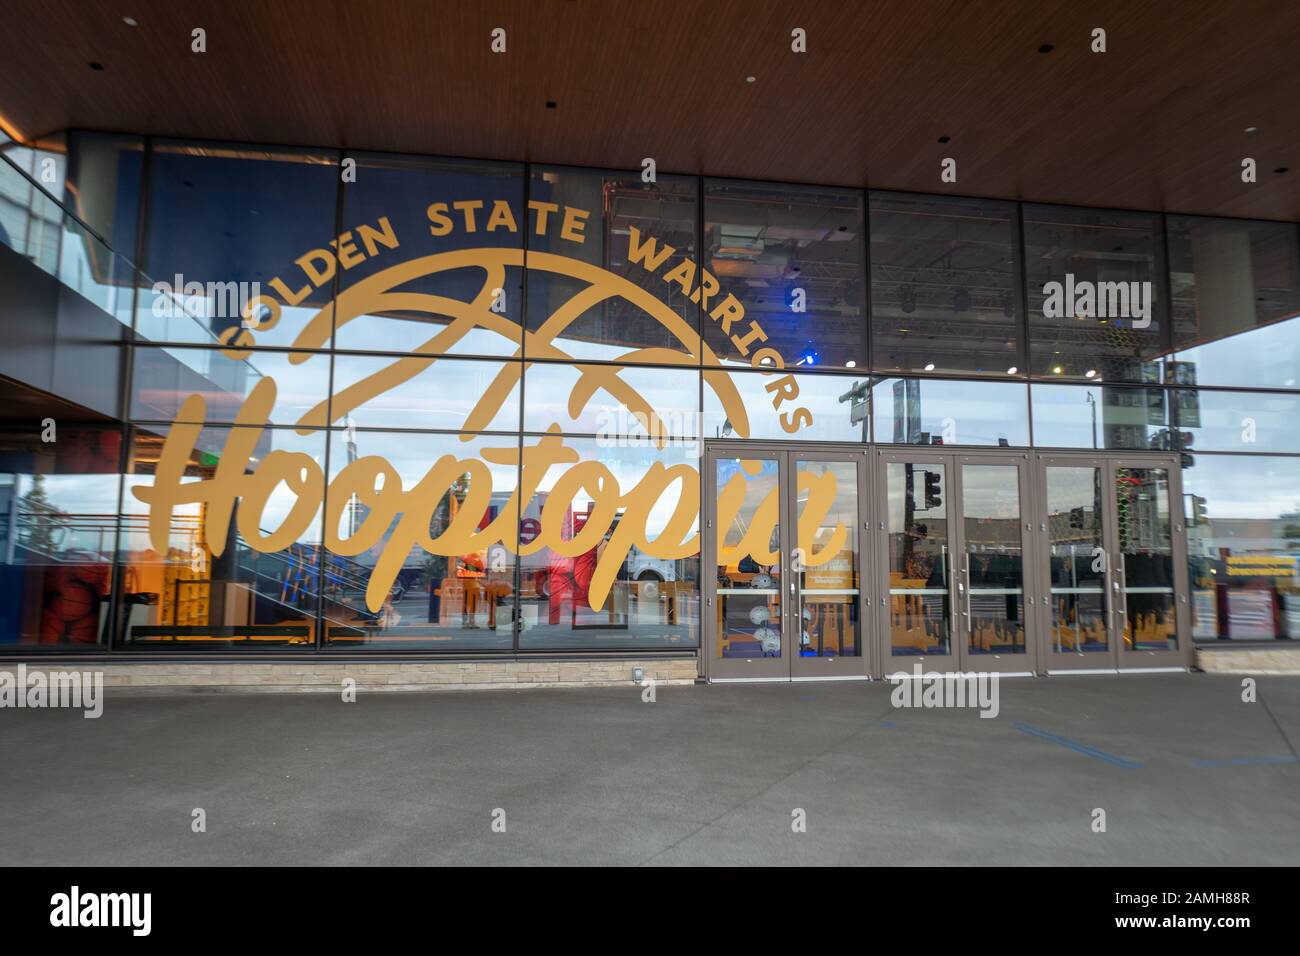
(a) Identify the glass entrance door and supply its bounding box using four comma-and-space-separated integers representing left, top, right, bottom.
876, 450, 1034, 675
1033, 455, 1190, 672
704, 445, 869, 681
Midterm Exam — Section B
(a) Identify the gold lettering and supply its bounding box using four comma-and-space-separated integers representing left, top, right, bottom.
560, 206, 589, 243
485, 200, 519, 233
528, 200, 559, 235
730, 320, 768, 357
453, 200, 484, 232
357, 216, 400, 257
626, 226, 676, 272
427, 202, 454, 236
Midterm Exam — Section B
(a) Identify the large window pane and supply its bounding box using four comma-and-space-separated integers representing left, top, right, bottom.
523, 361, 698, 440
703, 179, 864, 370
870, 192, 1020, 376
321, 431, 520, 650
141, 141, 339, 347
527, 166, 698, 364
1031, 383, 1169, 450
120, 425, 325, 648
518, 438, 700, 650
0, 425, 122, 647
1168, 215, 1300, 389
703, 370, 866, 442
1024, 205, 1165, 383
1184, 455, 1300, 642
1173, 389, 1300, 454
131, 345, 329, 426
331, 353, 521, 432
333, 153, 525, 358
872, 378, 1028, 447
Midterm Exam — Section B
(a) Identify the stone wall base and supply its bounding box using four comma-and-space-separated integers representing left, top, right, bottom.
4, 659, 699, 694
1197, 646, 1300, 675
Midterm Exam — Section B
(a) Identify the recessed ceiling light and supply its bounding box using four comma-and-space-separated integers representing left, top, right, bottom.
746, 76, 756, 83
1006, 366, 1018, 375
845, 360, 856, 368
1244, 126, 1258, 134
924, 362, 936, 371
937, 135, 951, 144
1085, 369, 1097, 378
1038, 44, 1054, 53
1052, 365, 1063, 374
123, 16, 138, 27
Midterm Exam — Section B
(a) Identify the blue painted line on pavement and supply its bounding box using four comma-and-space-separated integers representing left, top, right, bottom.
1193, 755, 1300, 768
1013, 722, 1142, 769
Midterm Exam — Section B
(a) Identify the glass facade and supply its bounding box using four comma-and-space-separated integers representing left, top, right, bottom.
0, 132, 1297, 653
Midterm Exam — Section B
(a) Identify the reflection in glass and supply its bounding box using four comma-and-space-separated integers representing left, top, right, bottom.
119, 425, 325, 647
716, 457, 781, 659
1115, 467, 1177, 651
1171, 388, 1300, 454
872, 378, 1028, 447
1184, 455, 1300, 641
523, 362, 699, 439
886, 462, 950, 655
704, 370, 865, 442
1030, 383, 1168, 450
141, 141, 339, 347
335, 153, 525, 358
321, 432, 519, 650
795, 460, 859, 658
528, 166, 698, 363
1168, 215, 1300, 389
1023, 205, 1165, 383
0, 426, 121, 647
962, 465, 1025, 654
520, 438, 698, 649
1045, 466, 1108, 653
703, 180, 865, 369
130, 345, 328, 425
870, 192, 1020, 375
332, 354, 521, 432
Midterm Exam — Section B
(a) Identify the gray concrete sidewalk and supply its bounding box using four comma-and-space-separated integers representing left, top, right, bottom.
1, 673, 1298, 866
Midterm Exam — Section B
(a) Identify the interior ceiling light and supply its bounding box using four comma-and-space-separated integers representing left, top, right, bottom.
1053, 365, 1064, 374
1085, 369, 1097, 378
1244, 126, 1258, 133
746, 76, 756, 83
846, 360, 856, 368
123, 16, 138, 26
1006, 366, 1018, 375
924, 363, 936, 372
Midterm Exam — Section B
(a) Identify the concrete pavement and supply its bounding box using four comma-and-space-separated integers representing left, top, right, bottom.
1, 673, 1297, 865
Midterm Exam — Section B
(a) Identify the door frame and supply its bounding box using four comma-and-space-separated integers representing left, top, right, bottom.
701, 442, 872, 682
874, 448, 1038, 677
1029, 451, 1192, 674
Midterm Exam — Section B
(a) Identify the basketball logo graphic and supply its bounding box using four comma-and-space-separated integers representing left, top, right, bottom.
134, 203, 823, 614
285, 248, 751, 442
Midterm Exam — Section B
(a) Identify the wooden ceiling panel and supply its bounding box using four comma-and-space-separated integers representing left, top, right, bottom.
0, 0, 1297, 220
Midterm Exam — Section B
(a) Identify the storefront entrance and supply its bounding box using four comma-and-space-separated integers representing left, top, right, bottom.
703, 445, 870, 681
702, 443, 1192, 682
